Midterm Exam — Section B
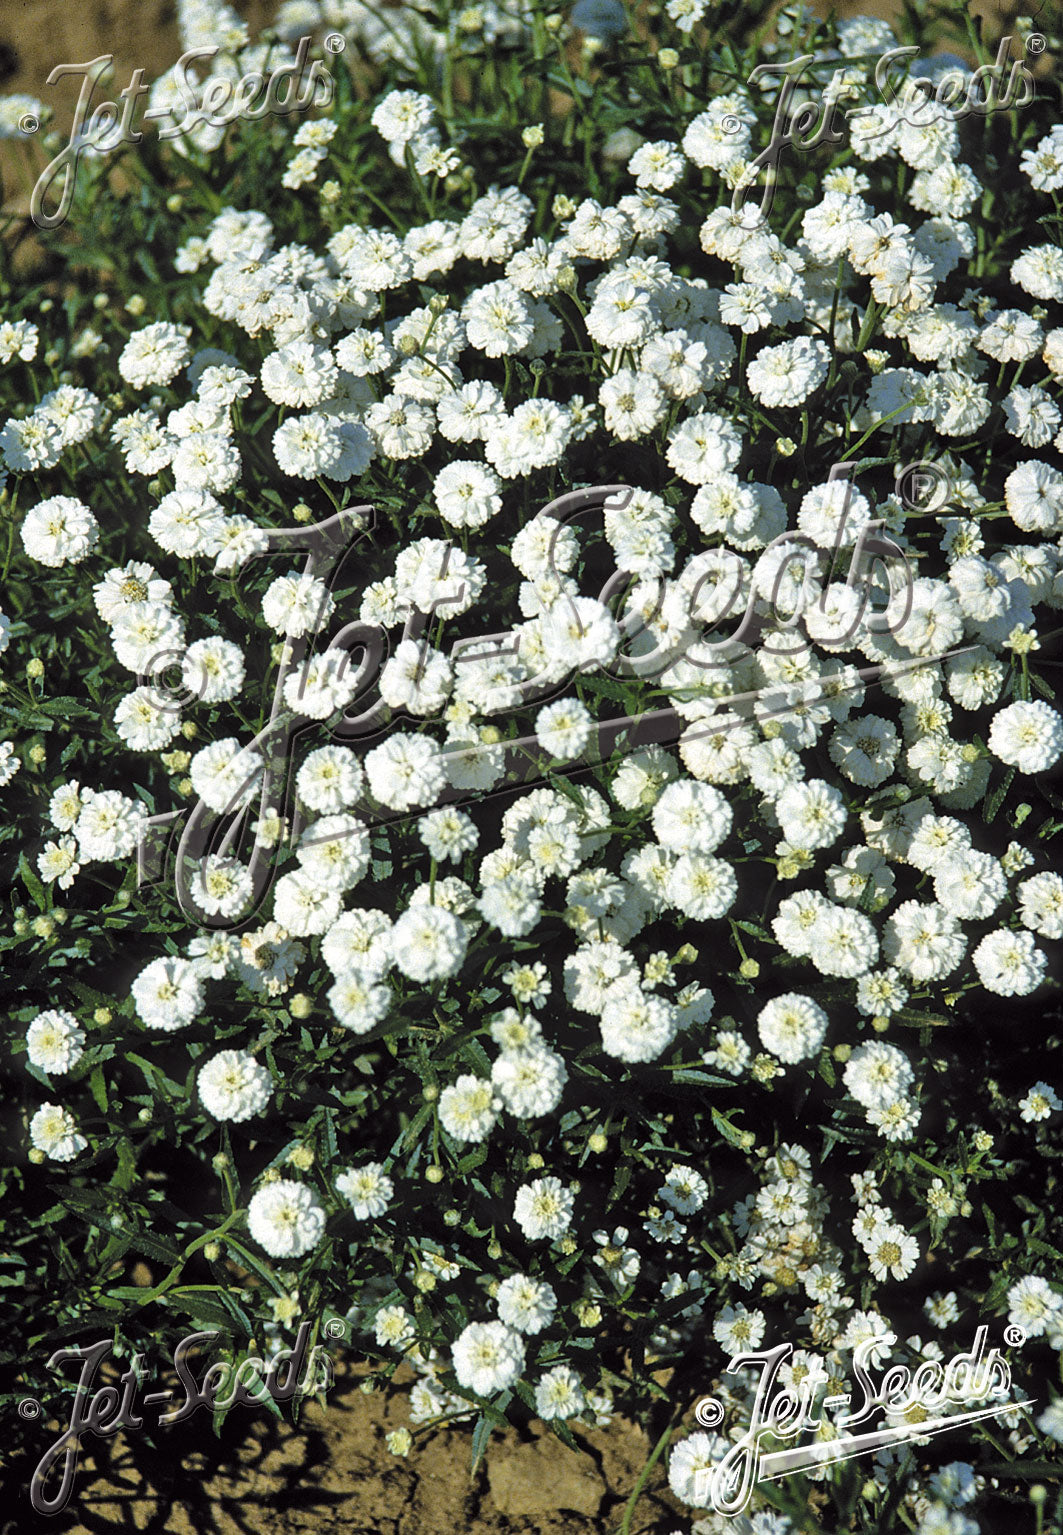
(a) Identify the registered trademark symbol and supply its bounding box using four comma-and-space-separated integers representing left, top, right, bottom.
896, 459, 951, 515
323, 1317, 347, 1340
18, 1397, 42, 1420
1026, 33, 1046, 54
18, 113, 39, 135
1004, 1324, 1027, 1347
324, 32, 346, 53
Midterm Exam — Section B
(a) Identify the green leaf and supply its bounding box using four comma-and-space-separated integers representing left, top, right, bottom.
89, 1064, 109, 1113
711, 1108, 746, 1148
983, 767, 1015, 823
18, 853, 47, 912
470, 1412, 493, 1473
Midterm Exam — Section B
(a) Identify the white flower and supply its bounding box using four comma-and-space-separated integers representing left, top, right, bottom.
182, 637, 246, 704
666, 411, 743, 484
335, 1162, 394, 1218
117, 321, 191, 387
492, 1046, 568, 1118
262, 573, 335, 638
29, 1103, 88, 1161
653, 778, 732, 853
713, 1302, 766, 1353
599, 986, 678, 1063
988, 701, 1063, 774
747, 336, 829, 407
534, 699, 593, 759
882, 900, 966, 983
20, 496, 99, 567
844, 1041, 914, 1110
496, 1274, 557, 1334
328, 965, 390, 1032
757, 994, 828, 1064
26, 1009, 86, 1074
198, 1051, 273, 1122
297, 745, 364, 814
972, 929, 1047, 997
513, 1176, 574, 1240
188, 738, 264, 815
132, 955, 204, 1030
1018, 872, 1063, 940
451, 1321, 525, 1397
37, 836, 80, 890
438, 1075, 499, 1142
75, 788, 147, 862
390, 904, 467, 982
668, 1431, 728, 1507
247, 1180, 326, 1258
365, 733, 447, 811
1019, 1082, 1061, 1123
776, 779, 847, 851
272, 868, 342, 937
535, 1365, 585, 1420
866, 1223, 920, 1282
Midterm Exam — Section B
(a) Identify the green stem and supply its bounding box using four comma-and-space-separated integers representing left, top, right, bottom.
618, 1414, 678, 1535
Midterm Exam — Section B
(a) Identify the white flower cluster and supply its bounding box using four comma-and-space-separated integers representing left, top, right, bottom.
7, 1, 1063, 1516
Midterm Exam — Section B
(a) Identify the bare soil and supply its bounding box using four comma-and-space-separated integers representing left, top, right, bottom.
3, 1361, 687, 1535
